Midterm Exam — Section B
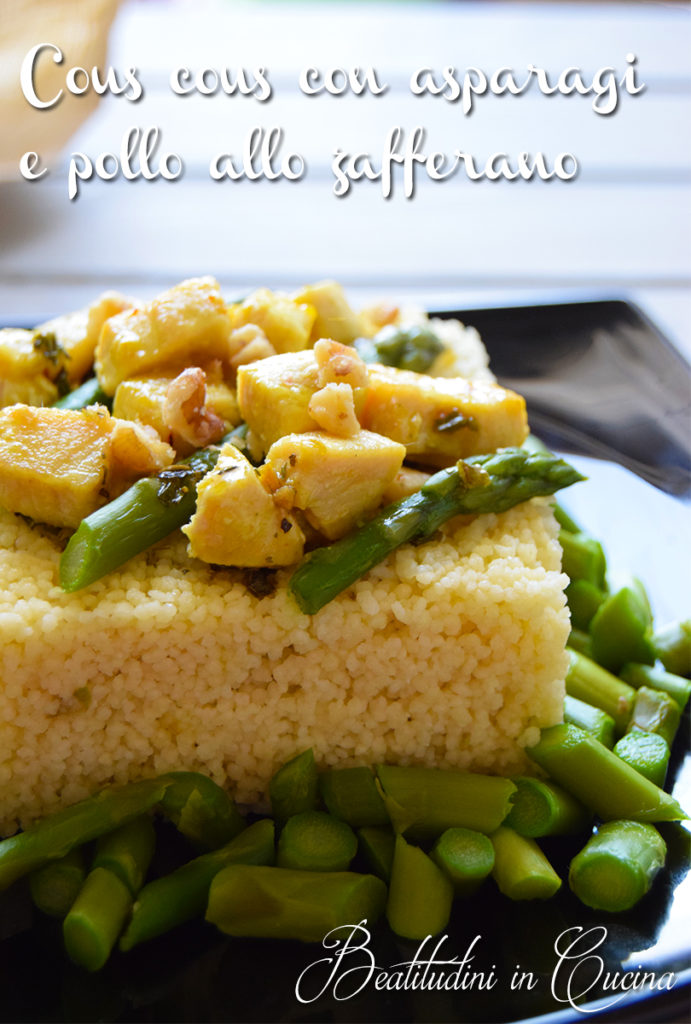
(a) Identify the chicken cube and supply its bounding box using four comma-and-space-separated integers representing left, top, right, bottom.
237, 346, 368, 456
113, 372, 240, 445
96, 277, 232, 394
0, 329, 62, 407
0, 405, 174, 527
183, 444, 305, 567
260, 430, 406, 540
228, 289, 315, 353
360, 365, 528, 466
38, 292, 134, 386
293, 281, 364, 344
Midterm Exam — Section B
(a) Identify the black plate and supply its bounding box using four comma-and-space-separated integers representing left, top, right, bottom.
0, 300, 689, 1023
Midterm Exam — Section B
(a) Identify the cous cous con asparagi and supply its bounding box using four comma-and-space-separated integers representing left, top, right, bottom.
0, 278, 570, 836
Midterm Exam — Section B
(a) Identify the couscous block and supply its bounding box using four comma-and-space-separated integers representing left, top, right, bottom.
360, 365, 528, 466
0, 405, 174, 527
96, 277, 232, 394
0, 496, 569, 835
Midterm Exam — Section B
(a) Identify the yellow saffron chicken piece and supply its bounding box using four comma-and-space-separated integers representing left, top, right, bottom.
96, 277, 232, 395
0, 328, 63, 408
37, 291, 133, 386
228, 288, 316, 354
293, 280, 366, 345
237, 344, 369, 456
183, 443, 305, 567
0, 405, 174, 528
259, 430, 406, 540
113, 372, 241, 445
360, 365, 528, 466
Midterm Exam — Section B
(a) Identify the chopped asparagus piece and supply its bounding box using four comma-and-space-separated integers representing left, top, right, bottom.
559, 530, 607, 589
276, 811, 357, 872
29, 847, 86, 919
430, 827, 495, 895
93, 817, 156, 895
63, 867, 133, 972
207, 865, 387, 942
357, 826, 395, 882
527, 724, 686, 823
491, 826, 562, 900
566, 579, 606, 631
564, 694, 616, 748
565, 649, 635, 735
505, 777, 590, 838
590, 581, 655, 673
269, 749, 319, 823
621, 662, 691, 711
319, 767, 389, 828
652, 620, 691, 678
386, 834, 454, 939
569, 821, 666, 912
627, 687, 681, 749
613, 731, 671, 788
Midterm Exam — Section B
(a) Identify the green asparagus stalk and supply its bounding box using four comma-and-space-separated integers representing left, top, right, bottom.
652, 620, 691, 678
568, 821, 667, 912
354, 323, 445, 373
53, 376, 111, 411
93, 817, 156, 895
567, 630, 594, 661
566, 579, 606, 631
29, 847, 86, 918
527, 724, 686, 823
559, 531, 607, 589
565, 649, 636, 735
613, 731, 670, 788
553, 502, 581, 534
276, 811, 357, 872
563, 694, 616, 748
490, 826, 562, 900
429, 827, 495, 896
505, 777, 590, 838
63, 867, 133, 972
376, 764, 516, 839
119, 819, 275, 951
589, 580, 655, 673
319, 767, 389, 828
386, 834, 454, 939
269, 749, 319, 823
627, 687, 681, 749
58, 425, 247, 592
620, 662, 691, 712
290, 448, 584, 614
0, 777, 172, 891
157, 771, 245, 850
357, 827, 396, 882
206, 865, 387, 942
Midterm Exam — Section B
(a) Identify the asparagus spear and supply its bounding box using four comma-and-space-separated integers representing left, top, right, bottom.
386, 834, 454, 939
53, 376, 111, 411
58, 425, 247, 592
613, 731, 671, 788
206, 865, 387, 942
29, 847, 86, 919
565, 649, 636, 735
376, 764, 516, 839
319, 767, 389, 828
505, 777, 590, 838
269, 749, 319, 823
627, 687, 681, 749
559, 531, 607, 589
290, 448, 584, 614
590, 580, 655, 673
63, 867, 133, 972
621, 662, 691, 711
157, 771, 245, 851
120, 819, 275, 951
569, 821, 667, 912
357, 826, 396, 882
652, 620, 691, 677
563, 694, 616, 748
276, 811, 357, 872
527, 724, 686, 823
93, 817, 156, 895
429, 827, 495, 896
0, 777, 172, 890
490, 826, 562, 900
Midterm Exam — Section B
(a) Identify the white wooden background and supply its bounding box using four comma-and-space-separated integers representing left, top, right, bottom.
0, 0, 690, 354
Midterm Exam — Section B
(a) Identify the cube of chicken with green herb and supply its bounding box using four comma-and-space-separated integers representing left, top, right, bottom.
228, 289, 316, 353
360, 365, 528, 467
96, 278, 232, 395
0, 405, 174, 527
183, 443, 305, 567
259, 430, 406, 540
37, 291, 133, 386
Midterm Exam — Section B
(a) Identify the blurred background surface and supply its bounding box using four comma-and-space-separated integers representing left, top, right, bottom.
0, 0, 689, 358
